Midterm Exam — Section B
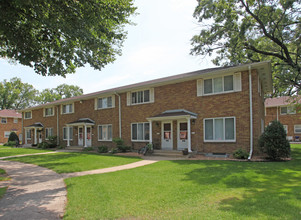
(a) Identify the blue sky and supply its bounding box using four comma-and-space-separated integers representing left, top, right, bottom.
0, 0, 215, 94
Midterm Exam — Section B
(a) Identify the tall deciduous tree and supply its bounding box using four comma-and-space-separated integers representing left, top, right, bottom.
191, 0, 301, 96
0, 0, 136, 77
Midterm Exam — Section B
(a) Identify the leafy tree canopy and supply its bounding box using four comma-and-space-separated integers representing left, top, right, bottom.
191, 0, 301, 96
0, 0, 136, 77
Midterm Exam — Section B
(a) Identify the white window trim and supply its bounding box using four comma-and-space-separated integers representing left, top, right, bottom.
203, 116, 236, 142
13, 118, 18, 123
4, 131, 10, 138
98, 124, 113, 141
26, 129, 31, 140
127, 88, 155, 106
294, 125, 301, 134
44, 107, 55, 117
1, 118, 7, 124
283, 125, 288, 135
131, 122, 150, 142
63, 127, 73, 140
280, 106, 296, 115
45, 128, 53, 140
203, 74, 234, 95
95, 95, 115, 110
61, 103, 75, 115
24, 111, 32, 119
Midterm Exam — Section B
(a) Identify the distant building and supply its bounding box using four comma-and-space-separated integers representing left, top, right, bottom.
0, 109, 22, 144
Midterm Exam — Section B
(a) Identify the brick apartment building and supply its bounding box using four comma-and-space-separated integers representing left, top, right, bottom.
0, 109, 22, 144
19, 61, 272, 157
265, 96, 301, 141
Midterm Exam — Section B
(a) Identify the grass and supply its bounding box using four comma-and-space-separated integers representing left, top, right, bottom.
0, 168, 9, 199
7, 152, 141, 173
63, 144, 301, 220
0, 145, 52, 157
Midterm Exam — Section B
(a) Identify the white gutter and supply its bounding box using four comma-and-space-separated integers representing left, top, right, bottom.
115, 92, 122, 138
248, 65, 253, 160
57, 106, 59, 146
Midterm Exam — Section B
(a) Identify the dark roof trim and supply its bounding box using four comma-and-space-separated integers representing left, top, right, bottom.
25, 122, 44, 128
66, 118, 95, 126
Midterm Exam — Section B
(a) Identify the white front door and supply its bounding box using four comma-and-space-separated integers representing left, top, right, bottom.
86, 127, 92, 147
38, 132, 42, 144
161, 121, 173, 150
78, 127, 83, 146
177, 121, 188, 150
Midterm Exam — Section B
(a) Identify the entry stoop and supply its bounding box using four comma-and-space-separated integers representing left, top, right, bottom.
65, 146, 83, 151
152, 150, 187, 158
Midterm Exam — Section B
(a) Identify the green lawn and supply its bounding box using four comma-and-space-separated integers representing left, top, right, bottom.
63, 144, 301, 220
0, 168, 9, 199
0, 146, 52, 157
7, 152, 141, 173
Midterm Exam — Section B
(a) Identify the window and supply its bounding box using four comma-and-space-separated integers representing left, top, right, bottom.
1, 118, 7, 124
44, 107, 54, 117
280, 106, 296, 115
204, 75, 234, 95
131, 122, 150, 141
45, 128, 53, 140
131, 90, 150, 104
62, 104, 73, 114
294, 125, 301, 133
63, 127, 73, 140
14, 118, 18, 123
98, 124, 112, 141
97, 97, 112, 109
4, 131, 10, 138
283, 125, 288, 134
24, 111, 32, 119
204, 117, 235, 142
26, 129, 31, 140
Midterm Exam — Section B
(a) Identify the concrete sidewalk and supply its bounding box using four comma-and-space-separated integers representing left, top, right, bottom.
0, 151, 57, 160
0, 160, 66, 220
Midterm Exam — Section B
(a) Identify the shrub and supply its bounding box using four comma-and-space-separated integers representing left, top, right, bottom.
258, 120, 290, 160
112, 137, 129, 152
47, 136, 57, 148
82, 147, 94, 151
98, 146, 108, 153
4, 141, 17, 146
8, 132, 19, 144
233, 148, 249, 159
37, 142, 49, 149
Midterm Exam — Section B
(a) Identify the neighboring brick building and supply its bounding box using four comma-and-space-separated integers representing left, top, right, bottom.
19, 61, 272, 157
0, 109, 22, 144
265, 96, 301, 141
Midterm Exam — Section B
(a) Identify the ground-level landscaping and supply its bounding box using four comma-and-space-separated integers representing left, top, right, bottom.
0, 146, 52, 157
63, 145, 301, 220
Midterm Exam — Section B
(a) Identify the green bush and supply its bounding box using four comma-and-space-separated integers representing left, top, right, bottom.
233, 148, 249, 159
8, 132, 19, 144
37, 142, 49, 149
110, 148, 118, 154
47, 136, 57, 148
4, 141, 17, 146
98, 146, 108, 153
82, 147, 94, 151
112, 137, 129, 152
258, 120, 291, 160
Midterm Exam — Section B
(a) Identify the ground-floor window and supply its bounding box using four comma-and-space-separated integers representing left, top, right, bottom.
63, 127, 73, 140
294, 125, 301, 133
131, 122, 150, 141
283, 125, 288, 134
45, 128, 53, 140
4, 131, 10, 138
98, 124, 112, 141
204, 117, 235, 142
26, 130, 31, 140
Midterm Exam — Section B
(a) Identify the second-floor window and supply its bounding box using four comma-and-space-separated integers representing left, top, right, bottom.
44, 107, 54, 117
280, 106, 296, 115
24, 111, 32, 119
204, 75, 234, 95
132, 90, 150, 104
14, 118, 18, 123
97, 97, 112, 109
1, 118, 7, 124
62, 104, 73, 114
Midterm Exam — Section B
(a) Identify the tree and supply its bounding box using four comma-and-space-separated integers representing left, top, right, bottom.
191, 0, 301, 96
0, 77, 38, 110
36, 84, 84, 104
0, 0, 136, 77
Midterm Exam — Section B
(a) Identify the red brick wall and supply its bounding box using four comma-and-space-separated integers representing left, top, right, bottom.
0, 117, 22, 144
22, 69, 264, 155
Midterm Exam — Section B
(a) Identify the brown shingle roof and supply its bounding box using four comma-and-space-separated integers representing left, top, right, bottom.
0, 109, 22, 118
265, 96, 301, 107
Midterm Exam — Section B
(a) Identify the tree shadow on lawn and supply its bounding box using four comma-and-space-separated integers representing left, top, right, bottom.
171, 148, 301, 219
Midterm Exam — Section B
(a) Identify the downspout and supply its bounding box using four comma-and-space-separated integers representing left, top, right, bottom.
21, 112, 24, 145
57, 106, 59, 146
248, 65, 253, 160
115, 92, 122, 138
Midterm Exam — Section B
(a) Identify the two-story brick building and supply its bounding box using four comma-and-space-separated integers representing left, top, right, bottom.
19, 61, 272, 157
265, 96, 301, 141
0, 109, 22, 144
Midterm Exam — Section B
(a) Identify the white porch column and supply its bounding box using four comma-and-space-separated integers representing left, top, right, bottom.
34, 128, 37, 145
149, 120, 153, 144
67, 126, 70, 147
187, 118, 192, 152
84, 124, 87, 147
25, 129, 27, 145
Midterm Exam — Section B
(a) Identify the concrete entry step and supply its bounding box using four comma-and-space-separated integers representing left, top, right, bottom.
152, 150, 186, 158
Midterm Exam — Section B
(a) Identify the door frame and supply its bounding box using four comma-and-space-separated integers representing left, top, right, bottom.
86, 126, 92, 147
78, 126, 83, 146
161, 121, 173, 150
177, 120, 188, 150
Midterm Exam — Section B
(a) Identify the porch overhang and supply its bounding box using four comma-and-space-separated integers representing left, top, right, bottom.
25, 122, 44, 129
66, 118, 95, 126
147, 109, 197, 121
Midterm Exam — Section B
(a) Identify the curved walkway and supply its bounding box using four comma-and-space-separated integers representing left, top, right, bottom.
0, 152, 158, 219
